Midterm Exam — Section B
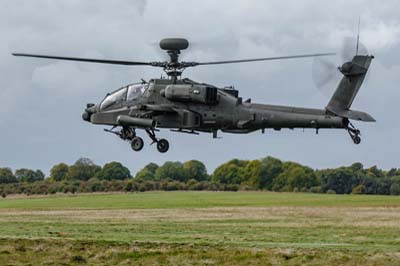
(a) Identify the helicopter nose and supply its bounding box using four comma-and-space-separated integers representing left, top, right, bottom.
82, 103, 96, 122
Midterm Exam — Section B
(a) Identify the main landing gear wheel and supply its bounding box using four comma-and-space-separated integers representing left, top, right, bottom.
145, 129, 170, 153
131, 137, 144, 151
156, 139, 169, 153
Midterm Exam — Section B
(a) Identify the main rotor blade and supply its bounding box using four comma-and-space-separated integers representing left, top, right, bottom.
12, 53, 158, 66
194, 53, 335, 66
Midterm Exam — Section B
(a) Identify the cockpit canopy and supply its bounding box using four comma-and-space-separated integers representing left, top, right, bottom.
100, 83, 147, 110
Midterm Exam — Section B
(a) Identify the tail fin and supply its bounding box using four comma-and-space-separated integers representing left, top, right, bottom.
326, 55, 375, 122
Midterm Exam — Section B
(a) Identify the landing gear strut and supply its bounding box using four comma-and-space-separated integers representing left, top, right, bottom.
104, 126, 135, 140
121, 127, 135, 140
146, 129, 169, 153
105, 126, 170, 153
346, 121, 361, 145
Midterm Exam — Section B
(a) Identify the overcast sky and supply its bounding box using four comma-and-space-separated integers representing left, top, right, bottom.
1, 0, 399, 175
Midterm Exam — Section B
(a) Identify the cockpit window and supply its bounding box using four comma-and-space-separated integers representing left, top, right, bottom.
127, 84, 146, 102
100, 87, 127, 110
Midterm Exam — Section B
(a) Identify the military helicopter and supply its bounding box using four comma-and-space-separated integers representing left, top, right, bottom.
13, 38, 374, 153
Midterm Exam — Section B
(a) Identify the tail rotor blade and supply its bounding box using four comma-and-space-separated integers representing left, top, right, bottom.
312, 57, 341, 97
341, 37, 368, 62
312, 36, 370, 98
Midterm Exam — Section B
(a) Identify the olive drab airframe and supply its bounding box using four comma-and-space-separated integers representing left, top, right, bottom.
13, 38, 374, 153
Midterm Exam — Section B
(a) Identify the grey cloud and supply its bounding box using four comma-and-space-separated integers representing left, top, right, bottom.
1, 0, 399, 174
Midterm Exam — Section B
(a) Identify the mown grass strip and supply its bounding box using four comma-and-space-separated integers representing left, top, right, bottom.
1, 191, 400, 209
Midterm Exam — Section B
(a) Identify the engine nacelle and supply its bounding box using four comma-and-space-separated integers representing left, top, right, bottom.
161, 84, 218, 104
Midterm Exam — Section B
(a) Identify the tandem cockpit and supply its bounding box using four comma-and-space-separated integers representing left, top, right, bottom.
82, 82, 148, 123
100, 83, 148, 111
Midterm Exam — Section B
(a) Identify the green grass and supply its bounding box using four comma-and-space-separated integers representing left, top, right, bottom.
0, 191, 400, 265
1, 191, 400, 209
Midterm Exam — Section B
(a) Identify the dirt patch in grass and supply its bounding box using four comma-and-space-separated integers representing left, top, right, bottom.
1, 206, 400, 228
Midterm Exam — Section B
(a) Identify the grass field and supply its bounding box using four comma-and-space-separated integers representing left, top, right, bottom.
0, 191, 400, 265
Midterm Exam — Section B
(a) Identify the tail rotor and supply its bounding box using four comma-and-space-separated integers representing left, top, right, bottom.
312, 37, 369, 97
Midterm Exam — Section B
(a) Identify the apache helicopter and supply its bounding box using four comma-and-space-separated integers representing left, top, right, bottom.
13, 38, 374, 153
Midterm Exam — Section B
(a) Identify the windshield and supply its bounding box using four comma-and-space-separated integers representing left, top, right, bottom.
127, 84, 146, 102
100, 87, 127, 110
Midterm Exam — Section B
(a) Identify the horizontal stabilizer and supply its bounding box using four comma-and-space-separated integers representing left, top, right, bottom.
327, 107, 376, 122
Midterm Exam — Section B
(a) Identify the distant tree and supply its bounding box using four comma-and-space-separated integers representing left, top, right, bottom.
350, 162, 364, 172
15, 169, 34, 182
36, 170, 45, 181
4, 156, 400, 196
272, 162, 317, 191
212, 159, 249, 184
390, 183, 400, 195
242, 160, 262, 188
67, 158, 101, 181
387, 168, 399, 177
50, 163, 69, 181
135, 168, 155, 180
95, 162, 131, 180
352, 184, 366, 194
259, 157, 283, 190
309, 186, 323, 193
155, 162, 188, 182
86, 178, 105, 192
375, 177, 392, 195
135, 163, 159, 180
0, 168, 17, 184
319, 167, 359, 194
390, 177, 400, 195
144, 163, 159, 174
361, 175, 378, 194
187, 179, 200, 190
15, 168, 45, 183
183, 160, 208, 181
366, 166, 385, 178
212, 163, 237, 184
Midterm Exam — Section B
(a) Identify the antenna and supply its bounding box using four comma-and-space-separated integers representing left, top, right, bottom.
356, 17, 361, 55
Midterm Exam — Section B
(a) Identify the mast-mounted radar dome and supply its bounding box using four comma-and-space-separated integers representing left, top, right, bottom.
159, 38, 189, 51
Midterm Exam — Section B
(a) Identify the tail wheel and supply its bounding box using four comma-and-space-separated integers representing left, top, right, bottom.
353, 135, 361, 145
131, 137, 144, 151
346, 121, 362, 145
157, 139, 169, 153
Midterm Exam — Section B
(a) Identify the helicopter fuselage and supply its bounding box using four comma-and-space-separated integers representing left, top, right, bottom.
84, 78, 345, 136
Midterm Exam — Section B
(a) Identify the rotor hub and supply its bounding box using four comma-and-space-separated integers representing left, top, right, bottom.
158, 38, 190, 78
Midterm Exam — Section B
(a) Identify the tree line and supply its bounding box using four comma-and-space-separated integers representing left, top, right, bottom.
1, 156, 400, 197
